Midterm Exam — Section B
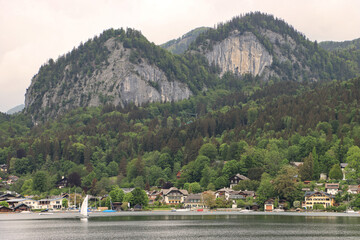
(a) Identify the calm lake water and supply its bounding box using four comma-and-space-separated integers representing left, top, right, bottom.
1, 211, 360, 239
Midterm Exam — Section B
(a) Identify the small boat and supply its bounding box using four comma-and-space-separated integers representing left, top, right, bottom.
80, 195, 89, 218
103, 209, 116, 213
240, 209, 253, 213
20, 211, 32, 214
39, 212, 53, 215
273, 209, 285, 212
345, 209, 356, 213
176, 209, 190, 212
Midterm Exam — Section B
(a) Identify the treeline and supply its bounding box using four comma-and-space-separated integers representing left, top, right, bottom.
2, 77, 360, 201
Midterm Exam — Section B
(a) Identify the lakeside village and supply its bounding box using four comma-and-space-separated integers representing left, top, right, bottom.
1, 162, 360, 213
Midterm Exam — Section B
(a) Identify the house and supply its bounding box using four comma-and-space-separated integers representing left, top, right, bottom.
264, 198, 286, 212
264, 199, 274, 212
347, 185, 359, 194
55, 176, 68, 189
0, 205, 13, 212
0, 193, 17, 202
161, 187, 188, 205
320, 173, 327, 180
121, 188, 135, 194
0, 164, 7, 172
147, 190, 161, 205
290, 162, 303, 168
184, 194, 206, 209
215, 188, 234, 200
6, 198, 27, 208
134, 204, 142, 211
341, 163, 348, 180
325, 183, 340, 195
304, 191, 335, 209
22, 198, 40, 209
6, 175, 19, 185
38, 197, 63, 209
229, 174, 249, 189
112, 202, 122, 211
242, 191, 255, 199
13, 203, 31, 212
228, 191, 246, 202
176, 171, 182, 179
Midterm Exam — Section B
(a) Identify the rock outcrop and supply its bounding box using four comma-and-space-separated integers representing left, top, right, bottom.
204, 31, 272, 76
25, 38, 192, 120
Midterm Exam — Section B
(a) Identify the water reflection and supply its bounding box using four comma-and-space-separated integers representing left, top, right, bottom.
1, 213, 360, 239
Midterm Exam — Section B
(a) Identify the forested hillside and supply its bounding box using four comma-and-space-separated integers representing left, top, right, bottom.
2, 76, 360, 206
320, 38, 360, 52
3, 13, 360, 209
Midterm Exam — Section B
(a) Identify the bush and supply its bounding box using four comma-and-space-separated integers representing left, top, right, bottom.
121, 202, 129, 211
313, 204, 325, 210
293, 201, 300, 208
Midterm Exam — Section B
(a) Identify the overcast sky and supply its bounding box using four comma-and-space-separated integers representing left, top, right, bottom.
1, 0, 360, 113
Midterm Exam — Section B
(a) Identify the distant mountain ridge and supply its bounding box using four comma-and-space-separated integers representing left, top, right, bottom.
320, 38, 360, 51
6, 104, 24, 115
24, 12, 360, 122
160, 27, 210, 54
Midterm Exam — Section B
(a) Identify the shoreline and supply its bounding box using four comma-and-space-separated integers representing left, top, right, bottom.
0, 210, 360, 221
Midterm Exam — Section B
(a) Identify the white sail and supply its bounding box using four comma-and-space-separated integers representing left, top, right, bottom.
80, 195, 89, 217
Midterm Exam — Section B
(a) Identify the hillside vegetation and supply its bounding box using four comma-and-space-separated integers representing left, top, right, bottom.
2, 13, 360, 208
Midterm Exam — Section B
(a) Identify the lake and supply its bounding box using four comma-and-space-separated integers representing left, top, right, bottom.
1, 211, 360, 239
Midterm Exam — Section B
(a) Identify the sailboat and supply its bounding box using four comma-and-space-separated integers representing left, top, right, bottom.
80, 195, 89, 218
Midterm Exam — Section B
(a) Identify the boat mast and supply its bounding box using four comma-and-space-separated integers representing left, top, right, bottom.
75, 189, 77, 209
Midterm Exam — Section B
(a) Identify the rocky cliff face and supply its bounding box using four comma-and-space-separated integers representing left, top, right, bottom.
204, 31, 272, 76
25, 38, 192, 120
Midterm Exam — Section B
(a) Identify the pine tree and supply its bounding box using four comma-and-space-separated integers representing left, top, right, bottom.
299, 153, 313, 181
312, 147, 320, 180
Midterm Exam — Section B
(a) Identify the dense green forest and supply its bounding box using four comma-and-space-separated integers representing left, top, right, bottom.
320, 38, 360, 52
3, 76, 360, 208
4, 12, 360, 209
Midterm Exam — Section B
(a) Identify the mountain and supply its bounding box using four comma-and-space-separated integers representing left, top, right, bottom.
6, 104, 25, 115
161, 27, 210, 54
320, 38, 360, 51
25, 28, 215, 122
5, 12, 360, 206
24, 12, 360, 122
188, 12, 359, 82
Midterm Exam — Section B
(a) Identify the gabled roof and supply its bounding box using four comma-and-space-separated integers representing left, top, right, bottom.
6, 198, 28, 203
304, 191, 333, 198
340, 163, 348, 168
121, 188, 135, 194
348, 185, 359, 191
216, 187, 234, 193
39, 197, 64, 201
162, 187, 188, 196
0, 206, 12, 211
13, 203, 30, 209
242, 191, 255, 197
230, 174, 249, 181
184, 194, 202, 202
325, 183, 340, 189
